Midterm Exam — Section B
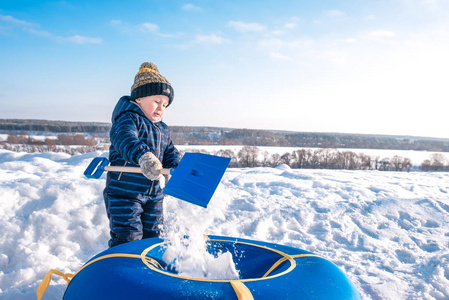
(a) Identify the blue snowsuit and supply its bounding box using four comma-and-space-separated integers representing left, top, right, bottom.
103, 96, 180, 248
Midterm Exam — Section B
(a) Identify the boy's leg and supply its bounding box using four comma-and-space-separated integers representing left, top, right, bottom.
104, 192, 144, 247
141, 196, 164, 239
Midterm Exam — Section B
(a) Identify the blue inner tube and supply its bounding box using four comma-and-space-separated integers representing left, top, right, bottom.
63, 235, 361, 299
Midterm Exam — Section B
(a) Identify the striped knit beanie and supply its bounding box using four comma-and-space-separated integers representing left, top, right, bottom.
130, 62, 174, 106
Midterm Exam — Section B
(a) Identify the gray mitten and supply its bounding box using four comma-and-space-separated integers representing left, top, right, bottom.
139, 152, 162, 181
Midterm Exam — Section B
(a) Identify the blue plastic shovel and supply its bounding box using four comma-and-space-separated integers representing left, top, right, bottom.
84, 153, 231, 208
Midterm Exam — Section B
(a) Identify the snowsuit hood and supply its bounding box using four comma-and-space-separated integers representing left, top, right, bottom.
111, 96, 144, 124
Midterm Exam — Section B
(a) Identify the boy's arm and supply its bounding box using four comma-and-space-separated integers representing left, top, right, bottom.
110, 114, 149, 165
162, 140, 181, 169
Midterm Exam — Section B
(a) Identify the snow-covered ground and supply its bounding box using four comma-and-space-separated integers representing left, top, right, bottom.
0, 149, 448, 299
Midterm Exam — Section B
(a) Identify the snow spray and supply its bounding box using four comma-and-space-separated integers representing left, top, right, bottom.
161, 194, 239, 280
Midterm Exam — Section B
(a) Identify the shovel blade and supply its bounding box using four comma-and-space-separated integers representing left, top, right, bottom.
164, 153, 231, 208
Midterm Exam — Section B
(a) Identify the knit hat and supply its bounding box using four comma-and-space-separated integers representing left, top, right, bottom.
130, 62, 174, 106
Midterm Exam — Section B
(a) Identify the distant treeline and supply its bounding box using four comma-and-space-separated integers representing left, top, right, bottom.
0, 119, 110, 134
1, 132, 101, 155
5, 132, 97, 146
1, 131, 448, 171
181, 146, 449, 172
170, 126, 449, 152
2, 118, 449, 152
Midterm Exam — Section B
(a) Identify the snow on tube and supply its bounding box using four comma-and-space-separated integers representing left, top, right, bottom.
62, 235, 361, 299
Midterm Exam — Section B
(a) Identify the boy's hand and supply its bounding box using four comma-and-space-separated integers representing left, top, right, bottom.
139, 152, 162, 181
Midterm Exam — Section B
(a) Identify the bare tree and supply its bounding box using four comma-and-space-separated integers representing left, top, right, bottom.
359, 153, 372, 170
378, 158, 391, 171
215, 149, 238, 167
44, 138, 56, 150
237, 145, 259, 167
270, 153, 282, 167
7, 133, 19, 144
280, 152, 293, 166
260, 151, 271, 167
402, 157, 412, 172
429, 153, 446, 171
391, 155, 404, 171
292, 149, 307, 168
316, 148, 338, 169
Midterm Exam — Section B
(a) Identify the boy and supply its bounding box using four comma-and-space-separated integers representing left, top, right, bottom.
103, 62, 180, 248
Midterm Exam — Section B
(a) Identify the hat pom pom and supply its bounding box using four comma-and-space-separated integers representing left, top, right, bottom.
139, 62, 159, 74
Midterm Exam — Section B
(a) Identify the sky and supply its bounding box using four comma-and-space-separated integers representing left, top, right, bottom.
1, 0, 449, 139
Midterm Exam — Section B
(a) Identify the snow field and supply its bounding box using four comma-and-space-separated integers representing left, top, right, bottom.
0, 149, 448, 299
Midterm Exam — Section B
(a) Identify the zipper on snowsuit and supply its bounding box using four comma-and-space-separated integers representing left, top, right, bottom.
148, 124, 162, 195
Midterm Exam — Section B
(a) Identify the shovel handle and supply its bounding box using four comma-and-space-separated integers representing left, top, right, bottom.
84, 157, 171, 179
104, 166, 171, 175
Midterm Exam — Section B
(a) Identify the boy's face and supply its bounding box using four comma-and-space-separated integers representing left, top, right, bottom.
135, 95, 169, 122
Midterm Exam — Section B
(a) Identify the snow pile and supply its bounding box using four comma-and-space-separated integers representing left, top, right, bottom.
0, 149, 449, 299
161, 232, 239, 280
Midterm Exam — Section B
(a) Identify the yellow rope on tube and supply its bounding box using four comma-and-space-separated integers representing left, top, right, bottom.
36, 253, 162, 300
36, 269, 74, 300
262, 254, 325, 278
230, 281, 254, 300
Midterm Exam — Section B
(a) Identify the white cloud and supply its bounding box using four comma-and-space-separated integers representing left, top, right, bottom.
0, 14, 33, 27
214, 63, 234, 70
270, 30, 284, 36
61, 35, 102, 44
228, 21, 266, 33
324, 10, 346, 17
140, 22, 159, 33
182, 4, 203, 12
315, 9, 346, 24
194, 34, 230, 45
284, 22, 298, 30
269, 19, 300, 35
270, 52, 291, 60
27, 28, 52, 38
259, 37, 312, 51
0, 14, 102, 44
369, 30, 396, 39
110, 20, 122, 26
138, 22, 173, 37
